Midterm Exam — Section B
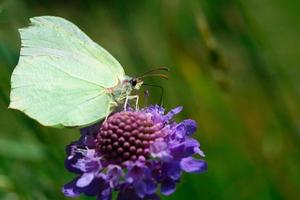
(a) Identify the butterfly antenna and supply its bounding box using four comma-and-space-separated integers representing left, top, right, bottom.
138, 73, 169, 80
139, 67, 170, 77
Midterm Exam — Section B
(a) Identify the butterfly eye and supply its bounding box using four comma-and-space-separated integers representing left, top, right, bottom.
130, 79, 137, 87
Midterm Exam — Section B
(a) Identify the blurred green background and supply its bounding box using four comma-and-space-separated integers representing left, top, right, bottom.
1, 0, 300, 199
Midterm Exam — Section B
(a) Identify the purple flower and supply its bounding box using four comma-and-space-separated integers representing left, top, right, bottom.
62, 105, 207, 199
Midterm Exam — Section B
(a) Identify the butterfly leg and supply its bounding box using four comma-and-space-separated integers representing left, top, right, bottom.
123, 95, 139, 111
134, 95, 139, 110
104, 108, 110, 122
105, 101, 117, 122
124, 96, 129, 111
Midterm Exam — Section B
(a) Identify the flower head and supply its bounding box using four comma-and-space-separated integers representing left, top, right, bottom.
62, 105, 207, 200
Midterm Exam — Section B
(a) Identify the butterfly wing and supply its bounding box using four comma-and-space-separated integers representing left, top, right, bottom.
9, 16, 123, 127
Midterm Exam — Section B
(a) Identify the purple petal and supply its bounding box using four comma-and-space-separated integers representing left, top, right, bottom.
107, 165, 123, 188
169, 143, 185, 158
62, 178, 81, 197
194, 147, 205, 157
135, 181, 146, 198
162, 162, 181, 180
183, 139, 200, 156
85, 160, 101, 172
174, 125, 186, 140
150, 141, 167, 154
165, 106, 183, 121
63, 175, 108, 197
65, 142, 89, 174
76, 172, 94, 187
170, 138, 200, 159
62, 188, 80, 197
178, 119, 197, 136
97, 187, 112, 200
83, 177, 107, 196
150, 141, 172, 161
180, 157, 207, 173
144, 179, 157, 195
160, 178, 176, 196
152, 165, 164, 182
126, 164, 145, 183
148, 105, 165, 115
71, 150, 101, 173
65, 155, 84, 174
107, 165, 123, 176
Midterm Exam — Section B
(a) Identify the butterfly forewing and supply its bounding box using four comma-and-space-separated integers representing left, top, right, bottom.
9, 16, 124, 127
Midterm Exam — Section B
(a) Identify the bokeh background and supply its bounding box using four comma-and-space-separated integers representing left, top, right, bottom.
1, 0, 300, 199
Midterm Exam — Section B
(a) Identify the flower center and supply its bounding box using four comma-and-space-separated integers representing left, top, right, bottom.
96, 111, 164, 165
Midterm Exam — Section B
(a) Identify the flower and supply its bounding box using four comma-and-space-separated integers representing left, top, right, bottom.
62, 105, 207, 200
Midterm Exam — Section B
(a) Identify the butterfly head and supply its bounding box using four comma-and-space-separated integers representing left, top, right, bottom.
129, 78, 143, 90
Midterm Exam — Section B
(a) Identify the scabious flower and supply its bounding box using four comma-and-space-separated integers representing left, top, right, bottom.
62, 105, 207, 200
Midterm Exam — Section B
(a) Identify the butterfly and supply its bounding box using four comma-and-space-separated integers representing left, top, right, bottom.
9, 16, 168, 128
